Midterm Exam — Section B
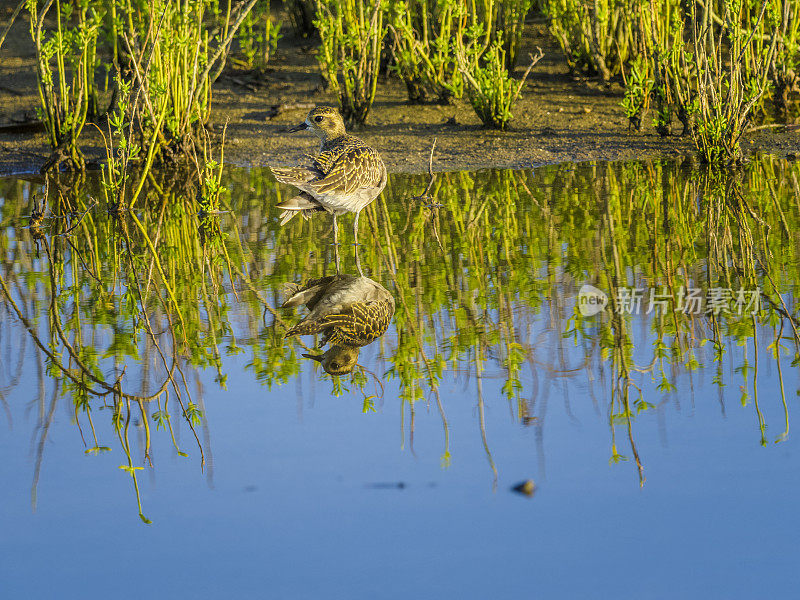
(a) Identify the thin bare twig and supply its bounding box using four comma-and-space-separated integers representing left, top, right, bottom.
53, 198, 98, 237
192, 0, 260, 109
0, 0, 25, 54
413, 137, 437, 202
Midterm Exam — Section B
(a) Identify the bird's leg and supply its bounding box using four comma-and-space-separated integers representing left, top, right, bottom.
355, 245, 363, 276
353, 210, 363, 276
332, 213, 340, 274
352, 210, 361, 247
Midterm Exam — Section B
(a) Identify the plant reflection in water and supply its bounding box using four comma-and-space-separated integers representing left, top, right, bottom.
1, 155, 800, 519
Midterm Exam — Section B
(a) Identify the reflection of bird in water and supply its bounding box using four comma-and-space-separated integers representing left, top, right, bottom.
270, 106, 387, 275
282, 274, 395, 376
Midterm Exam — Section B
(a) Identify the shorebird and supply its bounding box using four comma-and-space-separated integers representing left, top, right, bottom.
270, 106, 387, 275
282, 273, 395, 376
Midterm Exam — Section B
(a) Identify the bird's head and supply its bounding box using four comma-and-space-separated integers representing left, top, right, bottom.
303, 345, 360, 376
288, 106, 346, 142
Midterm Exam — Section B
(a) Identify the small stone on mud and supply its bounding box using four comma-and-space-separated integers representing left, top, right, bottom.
583, 107, 592, 114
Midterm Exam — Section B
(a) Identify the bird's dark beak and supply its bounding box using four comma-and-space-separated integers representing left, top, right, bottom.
288, 122, 310, 133
302, 353, 323, 363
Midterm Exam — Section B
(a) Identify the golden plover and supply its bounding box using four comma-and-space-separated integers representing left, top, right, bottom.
282, 273, 395, 375
270, 106, 387, 274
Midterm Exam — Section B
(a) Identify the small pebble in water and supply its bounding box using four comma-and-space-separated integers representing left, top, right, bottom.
512, 480, 536, 497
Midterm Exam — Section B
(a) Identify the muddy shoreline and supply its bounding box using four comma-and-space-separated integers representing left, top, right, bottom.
1, 18, 798, 176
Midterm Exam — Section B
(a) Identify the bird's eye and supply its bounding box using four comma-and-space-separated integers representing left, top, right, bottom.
314, 115, 324, 123
331, 362, 339, 369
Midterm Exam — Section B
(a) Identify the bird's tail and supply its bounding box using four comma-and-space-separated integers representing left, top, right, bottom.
281, 276, 338, 309
277, 192, 324, 226
279, 208, 322, 226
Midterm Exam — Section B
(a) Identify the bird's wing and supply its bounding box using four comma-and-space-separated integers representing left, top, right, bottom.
284, 300, 393, 346
321, 300, 394, 346
306, 146, 385, 195
284, 314, 328, 338
270, 164, 323, 187
310, 150, 340, 174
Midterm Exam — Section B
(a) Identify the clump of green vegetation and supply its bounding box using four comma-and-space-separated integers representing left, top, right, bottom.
98, 76, 137, 207
680, 0, 780, 163
236, 0, 281, 69
620, 56, 651, 131
456, 34, 543, 129
543, 0, 636, 80
494, 0, 535, 69
388, 0, 465, 104
771, 1, 800, 113
121, 0, 258, 159
27, 0, 104, 171
388, 0, 533, 105
18, 0, 799, 170
26, 0, 259, 172
315, 0, 388, 126
547, 0, 798, 163
196, 124, 229, 215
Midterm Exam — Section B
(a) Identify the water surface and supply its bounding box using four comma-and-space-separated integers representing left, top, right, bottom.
1, 158, 799, 598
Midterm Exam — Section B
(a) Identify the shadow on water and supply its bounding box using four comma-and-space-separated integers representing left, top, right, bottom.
1, 155, 800, 519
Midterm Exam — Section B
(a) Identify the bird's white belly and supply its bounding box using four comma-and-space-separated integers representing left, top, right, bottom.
308, 186, 383, 215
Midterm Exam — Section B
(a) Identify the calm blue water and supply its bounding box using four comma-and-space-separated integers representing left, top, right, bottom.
1, 161, 799, 598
